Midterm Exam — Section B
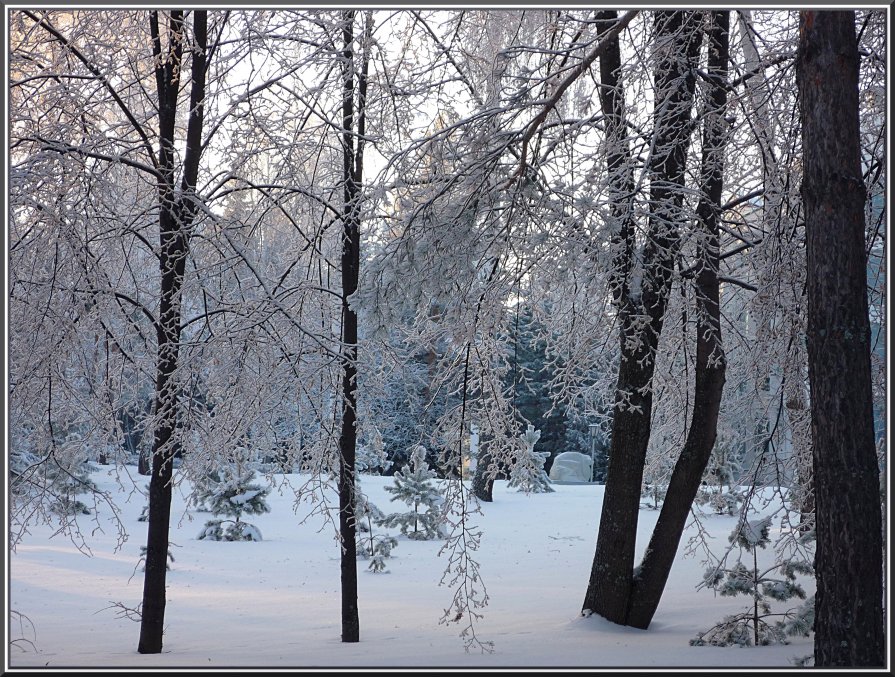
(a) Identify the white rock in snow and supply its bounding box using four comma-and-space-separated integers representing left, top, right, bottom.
548, 451, 594, 482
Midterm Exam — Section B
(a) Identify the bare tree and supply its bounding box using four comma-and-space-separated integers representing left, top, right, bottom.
335, 8, 373, 644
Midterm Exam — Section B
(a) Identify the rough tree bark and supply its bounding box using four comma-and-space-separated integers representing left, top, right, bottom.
582, 10, 704, 626
139, 9, 208, 654
796, 9, 884, 667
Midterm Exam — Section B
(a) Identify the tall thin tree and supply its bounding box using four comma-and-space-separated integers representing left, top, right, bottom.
138, 9, 208, 654
337, 9, 372, 644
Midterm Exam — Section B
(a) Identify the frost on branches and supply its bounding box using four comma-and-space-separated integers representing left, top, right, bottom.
380, 445, 446, 540
195, 465, 271, 542
507, 424, 554, 493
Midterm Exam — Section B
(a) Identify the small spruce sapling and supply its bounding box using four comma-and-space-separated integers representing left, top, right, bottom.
691, 517, 813, 647
354, 487, 398, 573
196, 465, 271, 541
379, 445, 445, 540
507, 424, 554, 493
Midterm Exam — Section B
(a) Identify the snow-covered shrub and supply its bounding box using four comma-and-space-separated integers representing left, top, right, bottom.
640, 482, 667, 510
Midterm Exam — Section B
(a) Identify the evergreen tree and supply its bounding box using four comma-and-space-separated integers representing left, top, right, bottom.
354, 487, 398, 573
691, 518, 813, 647
508, 424, 553, 493
195, 465, 271, 541
46, 459, 99, 516
139, 545, 175, 572
379, 445, 445, 540
189, 469, 222, 512
507, 305, 566, 465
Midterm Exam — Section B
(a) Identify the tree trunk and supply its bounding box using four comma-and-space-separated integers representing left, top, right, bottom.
582, 10, 703, 625
626, 11, 729, 628
139, 9, 207, 654
796, 10, 884, 667
472, 450, 494, 502
337, 9, 370, 644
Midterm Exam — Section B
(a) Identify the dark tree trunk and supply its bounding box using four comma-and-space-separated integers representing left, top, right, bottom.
797, 10, 884, 667
472, 451, 494, 502
337, 9, 370, 644
626, 10, 729, 629
139, 9, 207, 655
582, 10, 703, 625
138, 449, 151, 476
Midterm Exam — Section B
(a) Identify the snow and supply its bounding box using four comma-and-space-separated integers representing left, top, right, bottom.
229, 489, 263, 506
7, 467, 815, 670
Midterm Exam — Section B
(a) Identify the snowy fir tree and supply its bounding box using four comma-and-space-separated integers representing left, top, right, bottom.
354, 487, 398, 573
189, 468, 221, 513
379, 445, 445, 540
695, 434, 745, 516
44, 457, 99, 516
507, 424, 553, 493
196, 464, 271, 542
691, 517, 813, 647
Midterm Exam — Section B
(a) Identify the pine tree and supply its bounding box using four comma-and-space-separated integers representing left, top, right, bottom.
379, 445, 445, 540
508, 424, 554, 493
691, 517, 813, 647
354, 487, 398, 573
195, 465, 271, 541
189, 469, 222, 512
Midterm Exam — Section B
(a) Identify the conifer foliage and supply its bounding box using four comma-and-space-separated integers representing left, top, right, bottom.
380, 446, 445, 540
195, 465, 271, 542
691, 518, 813, 647
354, 488, 398, 573
508, 424, 554, 493
47, 461, 98, 516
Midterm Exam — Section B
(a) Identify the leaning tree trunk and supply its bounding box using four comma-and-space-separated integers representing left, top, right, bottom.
626, 10, 730, 629
582, 10, 703, 625
796, 10, 884, 667
139, 9, 207, 654
337, 9, 371, 644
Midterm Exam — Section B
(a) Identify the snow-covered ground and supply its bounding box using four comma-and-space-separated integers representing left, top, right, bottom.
7, 467, 815, 670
